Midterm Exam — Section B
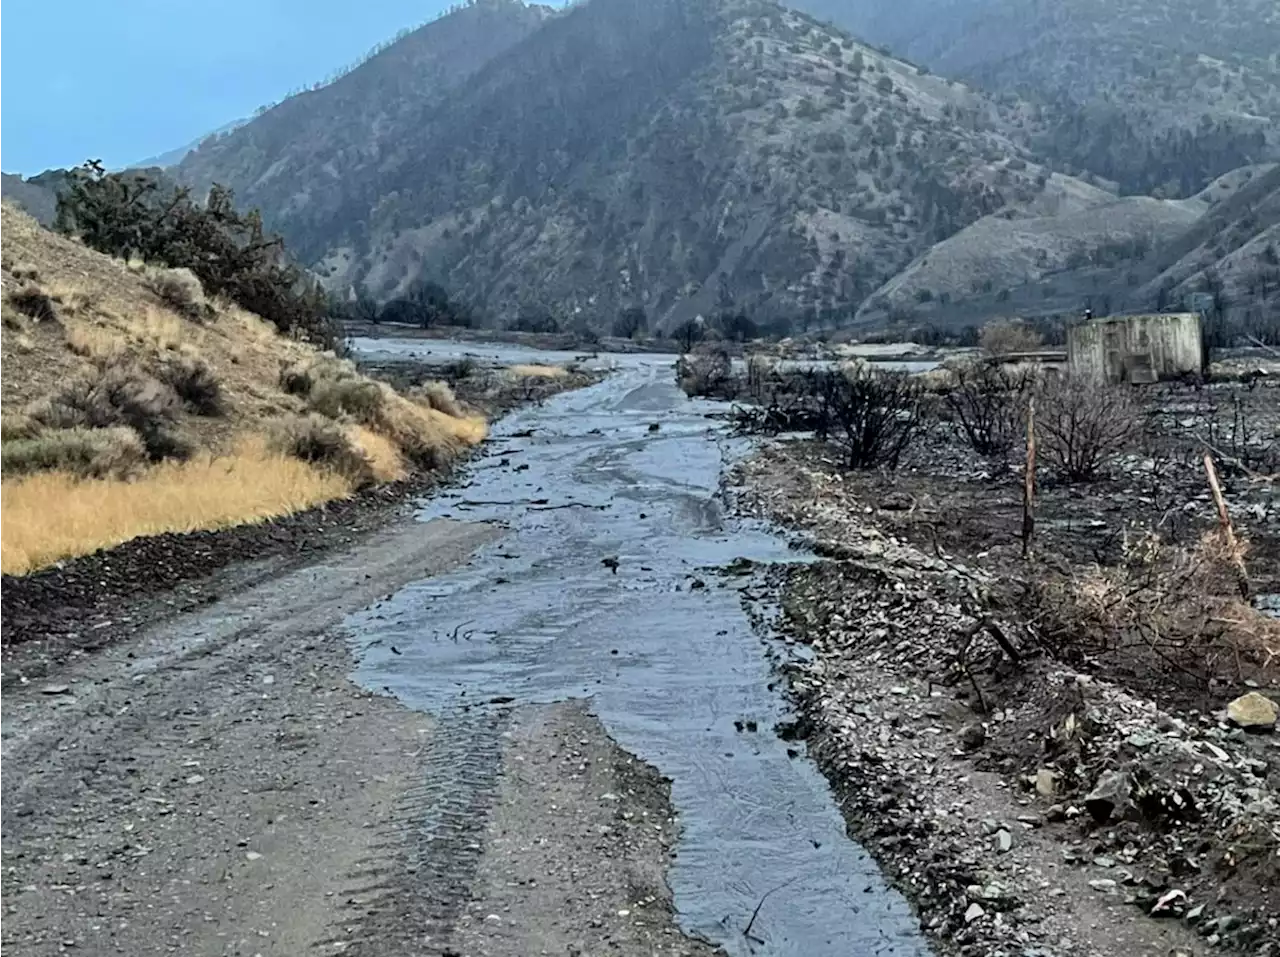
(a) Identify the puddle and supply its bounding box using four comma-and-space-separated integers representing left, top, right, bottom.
346, 355, 931, 955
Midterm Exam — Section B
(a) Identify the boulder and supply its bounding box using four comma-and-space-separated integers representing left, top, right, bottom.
1227, 692, 1277, 730
1084, 770, 1132, 823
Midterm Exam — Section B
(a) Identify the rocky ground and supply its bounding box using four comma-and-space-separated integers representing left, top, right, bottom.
730, 379, 1280, 957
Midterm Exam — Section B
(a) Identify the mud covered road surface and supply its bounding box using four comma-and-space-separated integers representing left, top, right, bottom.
2, 357, 931, 956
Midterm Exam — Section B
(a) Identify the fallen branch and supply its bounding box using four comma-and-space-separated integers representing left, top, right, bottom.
743, 876, 799, 943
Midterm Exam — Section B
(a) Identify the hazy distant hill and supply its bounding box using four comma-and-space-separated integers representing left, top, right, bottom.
127, 120, 247, 170
0, 174, 58, 225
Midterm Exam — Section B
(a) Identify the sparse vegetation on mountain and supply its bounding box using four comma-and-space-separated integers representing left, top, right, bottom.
54, 161, 339, 348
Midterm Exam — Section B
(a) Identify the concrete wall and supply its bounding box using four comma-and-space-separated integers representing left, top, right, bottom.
1068, 313, 1203, 385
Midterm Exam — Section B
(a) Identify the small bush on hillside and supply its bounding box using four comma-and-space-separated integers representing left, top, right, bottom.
1036, 377, 1140, 481
946, 361, 1035, 458
157, 356, 223, 415
2, 308, 27, 331
1, 414, 42, 441
6, 283, 60, 323
267, 414, 374, 487
143, 267, 210, 321
308, 376, 385, 420
1, 426, 147, 479
415, 381, 464, 419
27, 363, 191, 461
980, 319, 1044, 356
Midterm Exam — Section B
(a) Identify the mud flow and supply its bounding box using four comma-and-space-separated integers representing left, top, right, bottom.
346, 352, 931, 956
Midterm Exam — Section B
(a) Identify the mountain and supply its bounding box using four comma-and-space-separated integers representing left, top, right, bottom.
179, 0, 1094, 331
792, 0, 1280, 193
0, 174, 58, 226
127, 120, 247, 170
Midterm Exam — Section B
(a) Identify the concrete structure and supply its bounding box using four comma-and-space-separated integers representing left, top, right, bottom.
1067, 313, 1204, 385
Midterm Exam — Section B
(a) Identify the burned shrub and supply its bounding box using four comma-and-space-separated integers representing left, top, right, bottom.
678, 344, 732, 397
6, 282, 60, 323
980, 319, 1044, 356
946, 361, 1034, 458
1036, 377, 1140, 482
820, 366, 925, 470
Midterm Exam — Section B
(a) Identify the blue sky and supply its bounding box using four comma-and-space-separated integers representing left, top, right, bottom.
1, 0, 463, 175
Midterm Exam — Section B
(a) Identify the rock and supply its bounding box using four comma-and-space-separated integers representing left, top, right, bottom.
880, 491, 913, 511
997, 829, 1013, 853
1084, 771, 1131, 823
39, 684, 71, 695
959, 723, 986, 752
1150, 888, 1187, 917
964, 902, 986, 924
1226, 692, 1277, 730
1088, 879, 1118, 893
1033, 768, 1059, 797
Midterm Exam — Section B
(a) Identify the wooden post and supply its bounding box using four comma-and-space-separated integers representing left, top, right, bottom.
1203, 452, 1251, 599
1022, 394, 1036, 558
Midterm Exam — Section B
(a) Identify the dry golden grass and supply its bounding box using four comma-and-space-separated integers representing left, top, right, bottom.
0, 204, 497, 574
346, 425, 408, 483
507, 363, 568, 379
0, 436, 351, 574
65, 320, 128, 360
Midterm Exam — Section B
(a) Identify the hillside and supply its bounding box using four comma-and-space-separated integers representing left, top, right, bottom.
794, 0, 1280, 193
0, 174, 58, 226
176, 0, 554, 236
176, 0, 1087, 332
855, 184, 1206, 325
0, 204, 486, 574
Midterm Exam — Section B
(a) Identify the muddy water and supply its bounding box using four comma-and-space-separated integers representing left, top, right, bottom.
347, 357, 930, 956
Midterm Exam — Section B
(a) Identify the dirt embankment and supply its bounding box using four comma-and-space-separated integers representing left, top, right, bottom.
733, 389, 1280, 957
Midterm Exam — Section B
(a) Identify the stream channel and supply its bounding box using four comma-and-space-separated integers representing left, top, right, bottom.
346, 343, 932, 956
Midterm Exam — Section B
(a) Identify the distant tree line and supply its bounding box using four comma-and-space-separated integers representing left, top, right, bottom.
337, 279, 475, 329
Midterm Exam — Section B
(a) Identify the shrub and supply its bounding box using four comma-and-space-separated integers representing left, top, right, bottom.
980, 319, 1044, 356
945, 361, 1035, 458
2, 426, 147, 479
678, 344, 732, 397
308, 376, 385, 420
6, 282, 59, 323
143, 266, 209, 320
442, 357, 478, 380
27, 363, 191, 461
414, 381, 464, 419
1, 414, 42, 441
819, 366, 924, 469
1035, 377, 1140, 481
267, 414, 374, 487
157, 356, 224, 415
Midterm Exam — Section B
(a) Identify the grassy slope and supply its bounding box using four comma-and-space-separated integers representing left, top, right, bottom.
0, 204, 486, 574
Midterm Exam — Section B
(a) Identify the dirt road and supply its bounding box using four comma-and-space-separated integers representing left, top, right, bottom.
2, 359, 927, 956
0, 513, 718, 955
